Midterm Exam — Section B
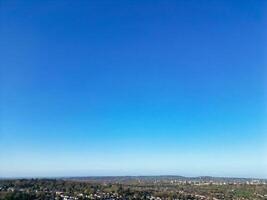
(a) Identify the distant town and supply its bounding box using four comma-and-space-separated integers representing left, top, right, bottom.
1, 176, 267, 200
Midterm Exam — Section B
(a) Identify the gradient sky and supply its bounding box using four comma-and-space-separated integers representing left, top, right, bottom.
1, 0, 267, 178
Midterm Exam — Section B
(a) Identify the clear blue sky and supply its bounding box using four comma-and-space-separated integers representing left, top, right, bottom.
1, 0, 267, 178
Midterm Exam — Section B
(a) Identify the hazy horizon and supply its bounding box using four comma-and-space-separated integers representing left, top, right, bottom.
1, 174, 266, 180
1, 0, 267, 178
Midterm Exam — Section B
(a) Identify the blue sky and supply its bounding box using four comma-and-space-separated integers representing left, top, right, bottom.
1, 0, 267, 178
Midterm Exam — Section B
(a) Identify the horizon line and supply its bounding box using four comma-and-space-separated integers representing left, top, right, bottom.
1, 174, 266, 180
